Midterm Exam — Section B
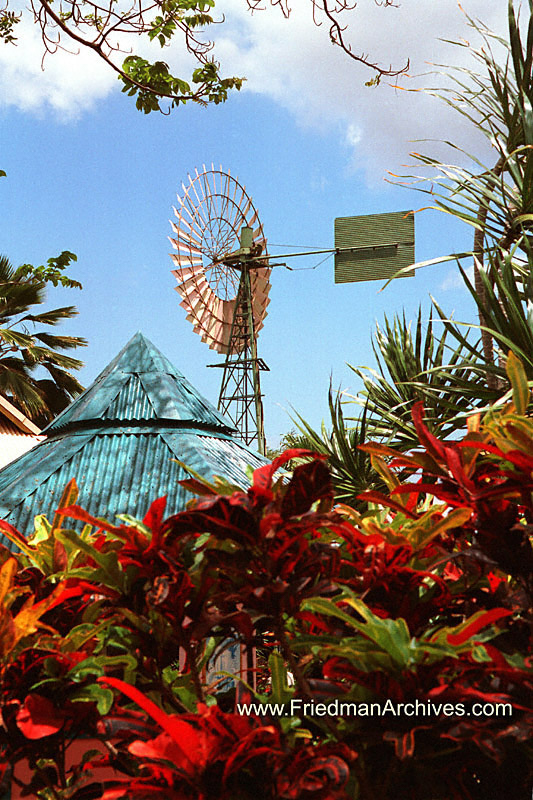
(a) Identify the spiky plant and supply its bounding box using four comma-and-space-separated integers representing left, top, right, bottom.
288, 388, 385, 509
350, 0, 533, 451
400, 0, 533, 375
350, 308, 497, 450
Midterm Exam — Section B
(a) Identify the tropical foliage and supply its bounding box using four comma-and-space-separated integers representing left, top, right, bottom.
0, 252, 86, 422
399, 0, 533, 377
0, 0, 407, 115
0, 353, 532, 798
347, 308, 495, 450
279, 389, 386, 508
303, 0, 533, 471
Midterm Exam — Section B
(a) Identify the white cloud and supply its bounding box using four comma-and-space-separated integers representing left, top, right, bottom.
0, 13, 115, 116
440, 263, 475, 291
211, 0, 509, 180
346, 124, 362, 148
0, 0, 511, 173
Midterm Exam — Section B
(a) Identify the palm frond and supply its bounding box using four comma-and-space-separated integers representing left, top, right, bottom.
351, 308, 499, 449
0, 254, 85, 419
0, 363, 45, 416
291, 388, 385, 509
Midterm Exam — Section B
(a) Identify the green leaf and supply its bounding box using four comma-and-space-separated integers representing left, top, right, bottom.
506, 350, 529, 413
0, 557, 16, 607
342, 595, 412, 666
67, 653, 138, 682
55, 529, 124, 590
29, 515, 52, 545
71, 683, 114, 715
402, 506, 473, 550
303, 594, 412, 670
61, 621, 110, 653
268, 652, 294, 704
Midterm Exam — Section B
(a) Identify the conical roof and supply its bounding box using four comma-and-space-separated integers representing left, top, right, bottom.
45, 331, 232, 433
0, 333, 266, 545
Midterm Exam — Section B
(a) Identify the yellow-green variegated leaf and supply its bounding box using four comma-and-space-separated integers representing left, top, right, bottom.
506, 351, 529, 414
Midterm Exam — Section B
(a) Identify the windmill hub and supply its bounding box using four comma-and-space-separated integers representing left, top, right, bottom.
201, 219, 235, 260
204, 261, 240, 301
213, 239, 265, 269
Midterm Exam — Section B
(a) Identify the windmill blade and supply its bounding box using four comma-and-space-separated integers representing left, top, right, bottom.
169, 167, 271, 355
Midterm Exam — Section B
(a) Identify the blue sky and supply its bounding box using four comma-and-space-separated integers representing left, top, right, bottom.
0, 0, 509, 447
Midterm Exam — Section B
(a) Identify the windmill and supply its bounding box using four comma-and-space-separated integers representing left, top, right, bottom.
170, 166, 416, 457
169, 166, 271, 454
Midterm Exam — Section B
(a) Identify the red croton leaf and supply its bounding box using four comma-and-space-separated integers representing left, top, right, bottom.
411, 402, 449, 462
100, 677, 281, 786
383, 729, 416, 760
446, 608, 514, 646
222, 725, 282, 782
428, 684, 512, 705
276, 745, 355, 799
26, 583, 88, 617
295, 755, 350, 791
280, 459, 333, 519
252, 449, 323, 502
163, 489, 260, 546
391, 484, 472, 508
439, 717, 533, 761
98, 677, 200, 768
178, 477, 219, 497
0, 518, 35, 552
458, 439, 533, 472
16, 694, 66, 739
144, 495, 167, 552
128, 730, 183, 762
100, 781, 180, 799
356, 490, 419, 519
486, 571, 507, 591
58, 504, 128, 538
382, 725, 434, 761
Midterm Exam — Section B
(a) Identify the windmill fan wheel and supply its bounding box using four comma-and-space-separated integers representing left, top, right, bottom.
169, 165, 271, 355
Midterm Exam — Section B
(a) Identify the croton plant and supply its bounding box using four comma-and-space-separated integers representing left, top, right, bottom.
0, 353, 532, 798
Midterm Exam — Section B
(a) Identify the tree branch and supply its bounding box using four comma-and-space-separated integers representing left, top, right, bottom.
246, 0, 409, 79
34, 0, 213, 104
317, 0, 408, 78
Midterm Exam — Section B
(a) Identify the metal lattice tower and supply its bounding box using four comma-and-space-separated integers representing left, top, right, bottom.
213, 230, 268, 453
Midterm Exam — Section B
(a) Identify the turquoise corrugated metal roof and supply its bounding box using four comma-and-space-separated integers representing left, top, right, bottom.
0, 428, 264, 539
45, 332, 233, 433
0, 333, 267, 548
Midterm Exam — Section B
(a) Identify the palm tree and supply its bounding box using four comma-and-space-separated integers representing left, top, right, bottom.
350, 0, 533, 451
0, 254, 86, 423
404, 0, 533, 380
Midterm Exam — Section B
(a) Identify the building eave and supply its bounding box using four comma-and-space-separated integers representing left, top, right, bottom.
0, 396, 41, 435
